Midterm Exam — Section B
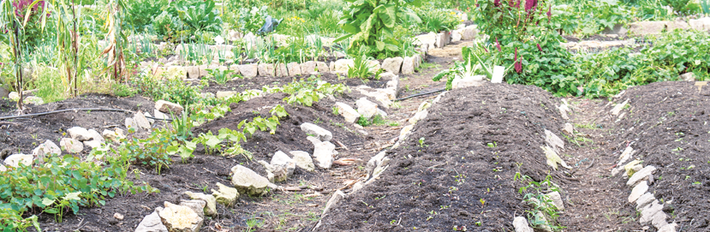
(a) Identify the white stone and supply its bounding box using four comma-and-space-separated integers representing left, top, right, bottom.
212, 182, 239, 206
513, 216, 534, 232
4, 154, 33, 167
0, 165, 6, 172
398, 125, 414, 142
301, 61, 317, 74
415, 32, 437, 49
356, 98, 378, 119
544, 129, 565, 151
60, 138, 84, 153
83, 140, 102, 149
627, 166, 657, 187
230, 165, 273, 196
153, 110, 170, 120
461, 25, 478, 40
306, 136, 321, 146
689, 17, 710, 31
290, 151, 315, 172
135, 211, 168, 232
133, 113, 152, 130
636, 192, 655, 210
451, 75, 485, 89
102, 129, 122, 142
334, 59, 355, 74
216, 91, 237, 99
158, 201, 203, 232
287, 62, 302, 76
316, 62, 329, 73
125, 117, 137, 130
451, 31, 462, 42
618, 146, 635, 166
87, 129, 104, 142
563, 123, 574, 135
409, 110, 428, 125
258, 63, 275, 77
67, 127, 92, 141
335, 102, 361, 123
680, 72, 695, 82
322, 190, 345, 216
32, 140, 61, 160
300, 123, 333, 142
435, 31, 450, 48
546, 192, 564, 211
491, 65, 505, 83
381, 57, 403, 74
313, 141, 336, 169
558, 104, 569, 120
376, 109, 388, 118
155, 100, 184, 114
658, 223, 677, 232
611, 99, 629, 116
238, 64, 258, 78
628, 20, 690, 36
401, 57, 415, 75
275, 63, 288, 77
271, 151, 296, 177
24, 96, 43, 105
639, 200, 664, 226
628, 180, 649, 203
184, 191, 217, 216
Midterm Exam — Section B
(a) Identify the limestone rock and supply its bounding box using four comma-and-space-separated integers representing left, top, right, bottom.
134, 112, 152, 130
238, 64, 258, 78
639, 200, 664, 226
409, 109, 428, 125
398, 125, 414, 142
628, 20, 690, 36
216, 91, 237, 99
32, 140, 61, 162
659, 223, 677, 232
627, 166, 657, 187
155, 100, 184, 114
381, 57, 403, 74
275, 63, 288, 77
158, 201, 204, 232
290, 151, 315, 172
451, 31, 462, 42
680, 72, 695, 82
60, 138, 84, 153
67, 127, 92, 141
230, 165, 273, 196
541, 145, 571, 170
271, 151, 296, 177
628, 180, 649, 203
461, 25, 478, 40
415, 32, 436, 49
125, 117, 137, 130
562, 123, 574, 135
611, 99, 629, 116
544, 130, 565, 152
4, 154, 33, 167
545, 192, 565, 211
316, 62, 329, 73
184, 191, 217, 216
636, 192, 655, 210
313, 141, 336, 169
287, 62, 302, 76
335, 102, 361, 123
87, 129, 104, 142
513, 216, 534, 232
333, 59, 354, 74
103, 129, 124, 142
689, 17, 710, 31
135, 211, 168, 232
306, 136, 321, 146
451, 75, 484, 89
435, 31, 450, 48
534, 211, 553, 232
301, 61, 317, 74
83, 139, 103, 149
258, 63, 275, 77
211, 182, 239, 206
401, 56, 415, 75
300, 123, 333, 142
356, 97, 378, 119
322, 190, 345, 216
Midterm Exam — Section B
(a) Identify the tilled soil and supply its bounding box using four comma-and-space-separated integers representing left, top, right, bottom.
609, 81, 710, 231
318, 83, 567, 231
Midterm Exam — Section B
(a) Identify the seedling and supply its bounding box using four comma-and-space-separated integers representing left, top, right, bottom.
418, 137, 427, 148
487, 142, 497, 148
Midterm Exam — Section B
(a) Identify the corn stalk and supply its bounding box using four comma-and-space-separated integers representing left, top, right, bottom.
101, 0, 127, 82
53, 0, 81, 97
0, 0, 48, 112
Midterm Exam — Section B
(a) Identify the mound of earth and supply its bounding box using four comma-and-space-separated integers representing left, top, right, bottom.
610, 81, 710, 230
317, 83, 568, 231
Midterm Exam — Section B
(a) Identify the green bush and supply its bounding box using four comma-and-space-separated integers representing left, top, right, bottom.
125, 0, 168, 32
238, 6, 269, 35
151, 0, 222, 42
414, 7, 461, 33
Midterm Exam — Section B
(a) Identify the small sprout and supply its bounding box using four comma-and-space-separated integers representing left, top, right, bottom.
480, 198, 486, 207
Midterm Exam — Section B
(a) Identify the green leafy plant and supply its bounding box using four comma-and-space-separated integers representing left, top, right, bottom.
335, 0, 422, 59
415, 7, 460, 33
207, 68, 236, 84
347, 52, 377, 79
238, 6, 269, 35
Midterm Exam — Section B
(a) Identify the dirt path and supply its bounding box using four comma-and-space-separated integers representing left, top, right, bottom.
557, 98, 641, 231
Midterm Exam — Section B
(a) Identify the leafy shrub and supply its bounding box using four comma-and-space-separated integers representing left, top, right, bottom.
551, 0, 633, 36
662, 0, 691, 14
132, 72, 204, 107
238, 6, 269, 35
125, 0, 168, 31
347, 53, 378, 79
335, 0, 422, 59
414, 7, 461, 33
152, 0, 222, 42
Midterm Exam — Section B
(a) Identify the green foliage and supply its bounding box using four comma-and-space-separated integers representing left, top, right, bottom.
268, 77, 348, 106
347, 53, 377, 79
356, 114, 387, 127
207, 68, 236, 85
335, 0, 422, 59
152, 0, 222, 42
112, 82, 137, 97
125, 0, 168, 31
414, 7, 461, 33
132, 73, 204, 107
662, 0, 691, 15
515, 174, 564, 231
238, 6, 269, 35
552, 0, 634, 36
702, 0, 710, 14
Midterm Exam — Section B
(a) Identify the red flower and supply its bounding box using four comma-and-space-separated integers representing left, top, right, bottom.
525, 0, 537, 12
494, 0, 501, 7
495, 38, 502, 52
547, 6, 552, 22
537, 43, 543, 52
516, 0, 521, 8
514, 48, 522, 73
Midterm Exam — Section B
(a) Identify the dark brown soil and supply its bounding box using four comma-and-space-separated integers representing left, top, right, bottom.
610, 81, 710, 231
317, 83, 569, 231
201, 72, 388, 94
0, 94, 155, 157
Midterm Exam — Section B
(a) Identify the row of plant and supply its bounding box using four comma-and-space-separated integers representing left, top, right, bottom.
435, 0, 709, 98
0, 75, 346, 230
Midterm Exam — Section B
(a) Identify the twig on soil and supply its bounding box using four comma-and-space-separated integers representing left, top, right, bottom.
334, 140, 348, 150
202, 167, 218, 175
74, 218, 85, 231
